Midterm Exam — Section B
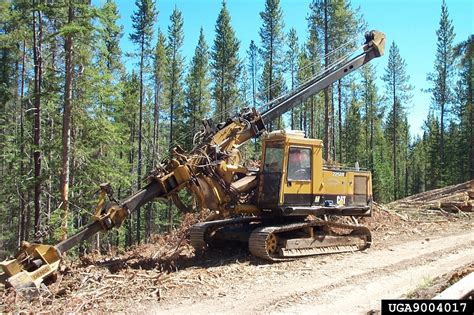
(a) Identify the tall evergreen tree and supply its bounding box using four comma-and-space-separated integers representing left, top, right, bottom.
247, 40, 259, 107
153, 30, 167, 160
407, 136, 427, 194
165, 6, 185, 232
305, 13, 322, 139
166, 6, 185, 147
259, 0, 286, 130
60, 1, 76, 240
31, 0, 43, 238
211, 1, 240, 121
307, 0, 360, 161
129, 0, 157, 243
427, 0, 455, 185
286, 28, 299, 129
99, 0, 123, 71
361, 64, 379, 169
453, 35, 474, 180
382, 42, 412, 199
423, 112, 442, 190
185, 27, 210, 143
344, 83, 363, 165
295, 47, 314, 134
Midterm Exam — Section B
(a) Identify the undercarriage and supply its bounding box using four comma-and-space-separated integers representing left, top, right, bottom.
189, 216, 371, 262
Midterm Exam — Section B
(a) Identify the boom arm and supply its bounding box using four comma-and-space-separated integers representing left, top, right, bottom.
261, 30, 385, 124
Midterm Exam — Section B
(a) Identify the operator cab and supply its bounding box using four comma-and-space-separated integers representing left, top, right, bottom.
258, 130, 372, 217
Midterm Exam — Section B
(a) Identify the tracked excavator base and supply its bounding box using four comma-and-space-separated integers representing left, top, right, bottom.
189, 217, 371, 262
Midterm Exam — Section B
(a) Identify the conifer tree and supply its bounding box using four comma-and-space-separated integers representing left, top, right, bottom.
166, 6, 185, 146
361, 64, 379, 169
382, 42, 412, 199
344, 83, 363, 165
295, 47, 313, 134
247, 40, 259, 108
32, 0, 43, 237
185, 27, 210, 141
165, 6, 185, 232
307, 0, 360, 161
305, 14, 322, 139
129, 0, 156, 243
453, 35, 473, 180
259, 0, 286, 130
211, 1, 240, 121
153, 30, 167, 160
423, 113, 442, 190
99, 0, 123, 71
286, 28, 299, 129
427, 0, 455, 185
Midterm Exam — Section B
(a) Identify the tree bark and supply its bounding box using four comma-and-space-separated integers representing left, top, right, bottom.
127, 113, 136, 247
32, 0, 43, 238
136, 40, 145, 244
338, 80, 342, 162
323, 0, 332, 161
19, 40, 27, 244
469, 57, 474, 180
392, 72, 397, 200
60, 1, 74, 241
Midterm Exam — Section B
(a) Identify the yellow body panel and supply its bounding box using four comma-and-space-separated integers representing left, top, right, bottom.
260, 130, 372, 208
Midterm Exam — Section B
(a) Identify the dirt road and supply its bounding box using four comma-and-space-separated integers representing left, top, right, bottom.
154, 227, 474, 315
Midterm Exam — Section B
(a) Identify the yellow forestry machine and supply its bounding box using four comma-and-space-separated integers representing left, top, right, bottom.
1, 31, 385, 289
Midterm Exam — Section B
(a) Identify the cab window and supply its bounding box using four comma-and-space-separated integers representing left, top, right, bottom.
287, 147, 311, 181
263, 145, 283, 173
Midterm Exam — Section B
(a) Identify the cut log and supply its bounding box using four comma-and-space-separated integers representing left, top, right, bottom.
433, 272, 474, 300
468, 190, 474, 200
433, 201, 473, 213
391, 180, 473, 204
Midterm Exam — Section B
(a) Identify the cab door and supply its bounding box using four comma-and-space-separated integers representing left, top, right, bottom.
259, 141, 284, 206
283, 146, 312, 206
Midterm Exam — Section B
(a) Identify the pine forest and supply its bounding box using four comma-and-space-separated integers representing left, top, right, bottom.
0, 0, 472, 256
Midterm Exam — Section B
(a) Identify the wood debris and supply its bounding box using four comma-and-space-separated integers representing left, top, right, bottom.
1, 182, 473, 313
389, 180, 473, 213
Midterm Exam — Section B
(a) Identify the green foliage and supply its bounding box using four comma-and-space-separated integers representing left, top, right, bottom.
382, 41, 413, 199
165, 7, 185, 146
453, 35, 474, 180
153, 29, 167, 159
0, 0, 472, 256
344, 83, 363, 165
426, 0, 456, 184
259, 0, 286, 130
211, 1, 241, 121
423, 113, 442, 189
129, 0, 156, 48
185, 27, 211, 148
247, 40, 259, 107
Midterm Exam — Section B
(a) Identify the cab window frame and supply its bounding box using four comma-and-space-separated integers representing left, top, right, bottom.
287, 146, 312, 182
263, 142, 284, 174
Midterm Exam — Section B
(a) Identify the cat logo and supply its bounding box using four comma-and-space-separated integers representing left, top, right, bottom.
336, 196, 346, 206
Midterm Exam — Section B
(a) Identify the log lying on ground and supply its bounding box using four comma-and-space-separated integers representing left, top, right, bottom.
433, 272, 474, 300
391, 180, 473, 204
389, 180, 474, 213
428, 201, 473, 213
